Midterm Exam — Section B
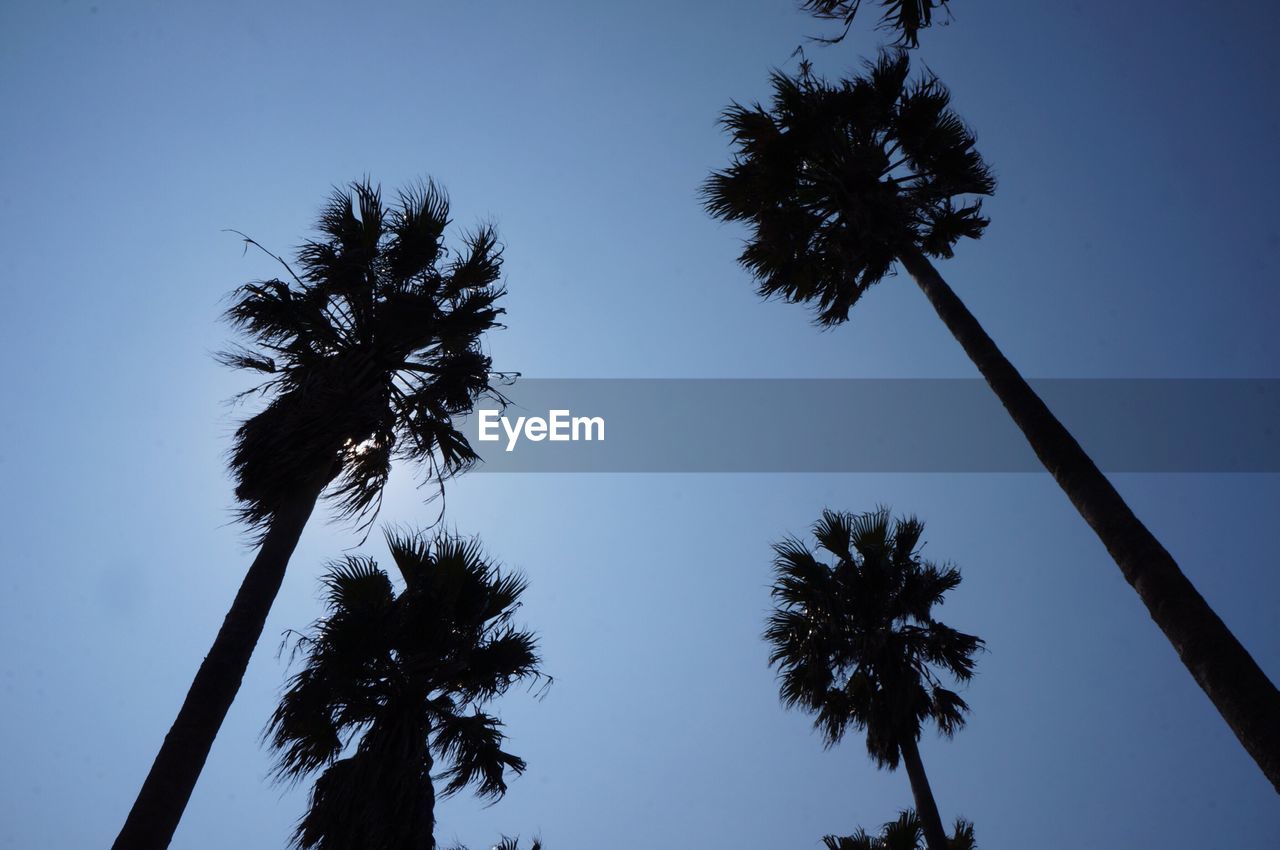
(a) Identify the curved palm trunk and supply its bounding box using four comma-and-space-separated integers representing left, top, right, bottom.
898, 737, 949, 850
112, 473, 331, 850
898, 246, 1280, 792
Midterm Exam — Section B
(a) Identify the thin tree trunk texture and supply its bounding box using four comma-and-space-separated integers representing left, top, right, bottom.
899, 736, 950, 850
112, 474, 330, 850
899, 245, 1280, 793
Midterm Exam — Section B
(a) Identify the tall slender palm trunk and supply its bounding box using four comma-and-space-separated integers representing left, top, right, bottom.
898, 737, 949, 850
898, 246, 1280, 792
112, 473, 331, 850
422, 745, 437, 850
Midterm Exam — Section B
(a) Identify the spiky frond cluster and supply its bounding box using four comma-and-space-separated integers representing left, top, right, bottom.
221, 179, 507, 530
765, 507, 982, 768
446, 839, 543, 850
703, 50, 994, 325
801, 0, 951, 48
267, 530, 544, 850
824, 809, 976, 850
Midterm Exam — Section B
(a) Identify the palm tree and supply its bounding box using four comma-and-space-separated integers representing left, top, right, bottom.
268, 529, 544, 850
447, 839, 543, 850
800, 1, 951, 48
114, 179, 509, 850
704, 50, 1280, 792
824, 809, 976, 850
765, 507, 982, 850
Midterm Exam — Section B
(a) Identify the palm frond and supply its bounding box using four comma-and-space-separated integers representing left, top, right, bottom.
825, 809, 976, 850
447, 838, 543, 850
800, 0, 952, 48
386, 178, 450, 282
321, 556, 395, 615
882, 809, 924, 850
213, 344, 277, 374
432, 710, 527, 799
265, 667, 344, 781
703, 50, 992, 327
223, 178, 507, 532
824, 831, 877, 850
927, 685, 969, 737
949, 818, 976, 850
267, 530, 542, 849
453, 629, 542, 702
445, 225, 505, 295
765, 507, 981, 764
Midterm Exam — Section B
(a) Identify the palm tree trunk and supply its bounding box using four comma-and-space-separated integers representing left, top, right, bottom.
898, 737, 949, 850
898, 245, 1280, 792
112, 473, 331, 850
423, 745, 437, 850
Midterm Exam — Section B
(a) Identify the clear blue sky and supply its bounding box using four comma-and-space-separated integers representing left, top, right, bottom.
2, 1, 1278, 847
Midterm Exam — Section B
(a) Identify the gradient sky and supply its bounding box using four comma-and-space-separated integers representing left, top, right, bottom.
2, 1, 1279, 848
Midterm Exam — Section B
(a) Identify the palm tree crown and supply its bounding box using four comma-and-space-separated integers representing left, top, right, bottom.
268, 530, 543, 850
800, 1, 952, 48
825, 809, 976, 850
765, 507, 982, 768
447, 839, 543, 850
222, 178, 506, 530
703, 50, 993, 326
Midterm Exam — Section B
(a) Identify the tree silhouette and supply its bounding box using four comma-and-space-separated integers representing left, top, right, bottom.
447, 839, 543, 850
114, 179, 509, 850
824, 809, 976, 850
800, 0, 951, 48
268, 530, 543, 850
766, 508, 982, 850
704, 49, 1280, 792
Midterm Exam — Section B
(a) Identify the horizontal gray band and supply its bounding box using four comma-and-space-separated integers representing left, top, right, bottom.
459, 379, 1280, 473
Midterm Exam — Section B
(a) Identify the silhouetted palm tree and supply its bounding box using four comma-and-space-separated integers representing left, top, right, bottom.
824, 809, 976, 850
705, 50, 1280, 792
268, 530, 543, 850
447, 839, 543, 850
801, 0, 951, 48
766, 508, 981, 850
114, 179, 508, 850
